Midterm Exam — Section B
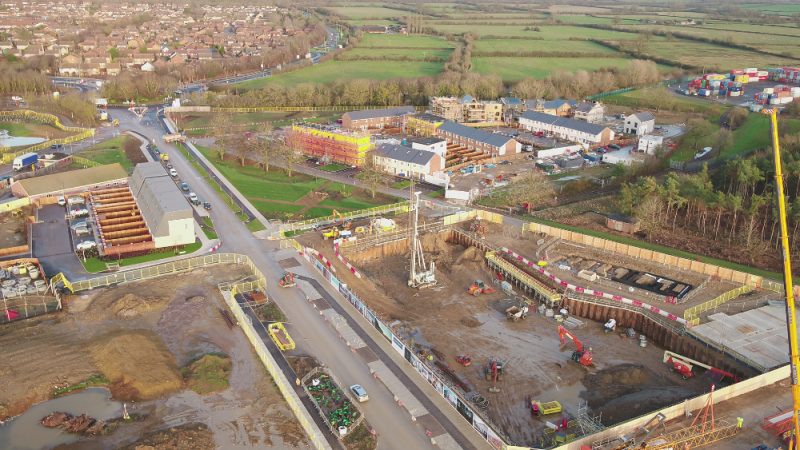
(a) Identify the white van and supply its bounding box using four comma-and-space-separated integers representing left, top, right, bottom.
169, 168, 178, 178
67, 196, 85, 206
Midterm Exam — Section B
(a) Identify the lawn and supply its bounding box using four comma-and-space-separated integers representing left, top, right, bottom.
239, 60, 444, 89
424, 23, 641, 39
82, 241, 203, 273
726, 114, 800, 157
356, 33, 454, 48
79, 135, 142, 172
471, 56, 634, 81
473, 38, 622, 54
740, 3, 800, 14
603, 87, 727, 116
196, 146, 398, 220
201, 216, 217, 240
327, 6, 410, 19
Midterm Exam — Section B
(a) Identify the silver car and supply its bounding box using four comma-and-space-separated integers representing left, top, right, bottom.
349, 384, 369, 403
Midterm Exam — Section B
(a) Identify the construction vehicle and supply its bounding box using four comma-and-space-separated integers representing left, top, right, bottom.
469, 217, 488, 238
557, 325, 593, 367
408, 191, 436, 288
321, 227, 340, 240
662, 351, 739, 382
506, 305, 529, 321
279, 272, 296, 288
456, 355, 472, 367
372, 217, 396, 232
468, 279, 496, 296
484, 358, 504, 393
531, 400, 562, 416
603, 318, 617, 333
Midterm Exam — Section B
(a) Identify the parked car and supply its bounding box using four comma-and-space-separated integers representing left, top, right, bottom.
188, 192, 199, 204
57, 196, 66, 206
70, 220, 88, 230
349, 384, 369, 403
203, 201, 212, 210
73, 225, 91, 236
69, 208, 89, 218
534, 131, 545, 137
67, 195, 85, 206
180, 182, 189, 192
499, 160, 511, 165
76, 240, 97, 251
608, 144, 621, 150
169, 168, 178, 178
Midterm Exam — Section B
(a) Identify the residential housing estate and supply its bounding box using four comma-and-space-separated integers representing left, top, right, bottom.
518, 111, 614, 146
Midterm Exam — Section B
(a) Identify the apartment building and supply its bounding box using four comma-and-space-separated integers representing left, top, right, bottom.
430, 96, 503, 123
518, 111, 614, 146
372, 143, 444, 180
436, 121, 520, 156
341, 106, 416, 131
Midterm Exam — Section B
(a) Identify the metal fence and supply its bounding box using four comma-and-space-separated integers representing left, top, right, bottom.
0, 110, 95, 163
683, 285, 755, 326
279, 201, 410, 236
0, 295, 61, 324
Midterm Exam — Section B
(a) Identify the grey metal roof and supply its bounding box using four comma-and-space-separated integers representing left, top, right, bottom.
519, 110, 609, 136
374, 144, 437, 166
574, 102, 596, 113
542, 99, 576, 110
411, 137, 446, 145
412, 113, 446, 123
630, 112, 655, 122
438, 121, 514, 148
130, 162, 192, 238
343, 106, 415, 121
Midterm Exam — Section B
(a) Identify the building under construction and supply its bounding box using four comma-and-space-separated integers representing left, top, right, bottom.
90, 186, 154, 257
287, 124, 372, 166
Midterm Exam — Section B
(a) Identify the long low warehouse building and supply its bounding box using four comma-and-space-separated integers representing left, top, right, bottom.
10, 163, 129, 201
129, 162, 195, 248
518, 110, 614, 146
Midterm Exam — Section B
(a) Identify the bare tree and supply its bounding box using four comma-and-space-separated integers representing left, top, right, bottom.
355, 157, 387, 199
211, 113, 233, 160
276, 142, 304, 178
506, 170, 556, 213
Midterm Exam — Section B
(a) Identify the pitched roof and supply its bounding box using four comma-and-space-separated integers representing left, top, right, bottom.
374, 144, 437, 166
542, 99, 576, 110
411, 113, 446, 123
343, 106, 415, 121
630, 112, 655, 122
460, 95, 474, 104
438, 121, 515, 148
519, 111, 609, 136
130, 162, 192, 238
574, 101, 597, 113
16, 163, 128, 196
500, 97, 522, 105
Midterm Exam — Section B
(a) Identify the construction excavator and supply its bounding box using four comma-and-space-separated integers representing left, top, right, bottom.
557, 325, 593, 367
278, 272, 296, 288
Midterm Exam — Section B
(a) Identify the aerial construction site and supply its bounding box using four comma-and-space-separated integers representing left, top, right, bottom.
298, 196, 792, 449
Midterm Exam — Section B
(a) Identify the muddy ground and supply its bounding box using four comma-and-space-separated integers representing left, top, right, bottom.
302, 229, 712, 447
0, 266, 307, 449
0, 211, 27, 249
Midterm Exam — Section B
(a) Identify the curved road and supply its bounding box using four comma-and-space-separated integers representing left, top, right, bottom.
108, 108, 489, 450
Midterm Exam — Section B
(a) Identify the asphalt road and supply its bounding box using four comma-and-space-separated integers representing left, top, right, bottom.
108, 108, 467, 450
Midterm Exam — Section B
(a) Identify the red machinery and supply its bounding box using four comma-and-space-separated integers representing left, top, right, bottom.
279, 272, 296, 288
557, 325, 593, 367
456, 355, 472, 367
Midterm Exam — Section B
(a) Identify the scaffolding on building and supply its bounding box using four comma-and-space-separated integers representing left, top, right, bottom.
287, 124, 371, 166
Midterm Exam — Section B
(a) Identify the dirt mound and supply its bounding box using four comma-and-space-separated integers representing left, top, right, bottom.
111, 294, 159, 318
454, 246, 484, 266
90, 331, 182, 400
182, 354, 232, 395
120, 422, 214, 450
421, 233, 451, 257
584, 364, 648, 389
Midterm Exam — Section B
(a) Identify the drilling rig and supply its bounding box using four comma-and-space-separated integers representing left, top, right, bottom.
408, 189, 436, 288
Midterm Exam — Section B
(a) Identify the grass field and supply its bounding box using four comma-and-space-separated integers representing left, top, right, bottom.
79, 135, 141, 172
741, 3, 800, 14
341, 47, 452, 60
357, 33, 454, 48
424, 23, 642, 39
471, 56, 634, 81
0, 122, 71, 140
473, 38, 621, 54
604, 87, 727, 116
639, 39, 798, 69
82, 241, 203, 273
239, 60, 444, 88
196, 146, 397, 220
327, 6, 410, 19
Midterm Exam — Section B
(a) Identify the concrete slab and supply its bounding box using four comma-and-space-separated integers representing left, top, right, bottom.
691, 304, 796, 371
297, 279, 322, 301
433, 432, 464, 450
368, 360, 429, 419
321, 309, 366, 349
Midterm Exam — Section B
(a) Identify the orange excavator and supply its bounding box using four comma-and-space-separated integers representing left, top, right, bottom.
557, 325, 593, 367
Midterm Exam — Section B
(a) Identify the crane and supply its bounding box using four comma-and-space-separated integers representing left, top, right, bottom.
765, 108, 800, 450
558, 325, 593, 367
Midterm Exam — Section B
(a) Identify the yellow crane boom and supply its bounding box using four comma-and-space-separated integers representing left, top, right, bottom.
768, 108, 800, 449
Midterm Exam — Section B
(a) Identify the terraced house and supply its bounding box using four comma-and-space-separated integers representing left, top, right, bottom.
518, 111, 614, 146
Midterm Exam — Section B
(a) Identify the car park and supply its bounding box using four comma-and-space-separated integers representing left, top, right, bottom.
57, 196, 66, 206
349, 384, 369, 403
69, 208, 89, 218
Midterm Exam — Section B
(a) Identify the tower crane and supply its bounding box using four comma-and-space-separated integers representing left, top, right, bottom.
557, 325, 593, 367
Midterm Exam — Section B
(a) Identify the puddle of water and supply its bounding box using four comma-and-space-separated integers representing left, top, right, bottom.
0, 387, 122, 450
0, 136, 47, 147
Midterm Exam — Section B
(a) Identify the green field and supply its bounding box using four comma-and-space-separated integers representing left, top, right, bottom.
347, 19, 398, 26
474, 38, 621, 54
472, 56, 634, 81
79, 135, 141, 173
82, 241, 203, 273
638, 39, 798, 69
604, 87, 726, 116
741, 3, 800, 14
0, 121, 70, 141
341, 47, 452, 60
424, 23, 642, 39
357, 33, 454, 48
240, 60, 444, 88
196, 146, 397, 220
328, 6, 410, 19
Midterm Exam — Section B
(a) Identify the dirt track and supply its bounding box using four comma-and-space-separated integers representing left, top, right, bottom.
0, 266, 307, 449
